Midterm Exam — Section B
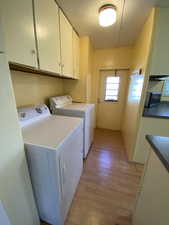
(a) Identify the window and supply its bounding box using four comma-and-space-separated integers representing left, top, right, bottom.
131, 76, 144, 99
104, 76, 120, 101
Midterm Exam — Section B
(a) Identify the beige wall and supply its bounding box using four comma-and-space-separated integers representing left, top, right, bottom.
97, 69, 129, 130
131, 9, 155, 74
91, 46, 133, 129
91, 47, 132, 103
122, 9, 155, 160
134, 8, 169, 164
63, 42, 132, 130
11, 70, 64, 107
63, 40, 132, 130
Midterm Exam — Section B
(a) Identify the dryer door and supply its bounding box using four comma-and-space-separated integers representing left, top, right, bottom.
59, 124, 83, 223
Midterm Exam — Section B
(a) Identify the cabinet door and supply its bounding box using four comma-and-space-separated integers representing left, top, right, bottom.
0, 20, 5, 53
73, 30, 80, 79
59, 10, 73, 78
133, 150, 169, 225
34, 0, 61, 74
1, 0, 37, 67
149, 8, 169, 75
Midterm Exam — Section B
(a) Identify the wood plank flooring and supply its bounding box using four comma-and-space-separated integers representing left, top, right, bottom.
42, 129, 143, 225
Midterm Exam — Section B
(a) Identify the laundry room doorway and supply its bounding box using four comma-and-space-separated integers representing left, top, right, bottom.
97, 69, 129, 130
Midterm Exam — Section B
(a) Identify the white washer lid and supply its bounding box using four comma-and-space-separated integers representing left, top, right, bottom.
58, 103, 94, 112
22, 115, 83, 150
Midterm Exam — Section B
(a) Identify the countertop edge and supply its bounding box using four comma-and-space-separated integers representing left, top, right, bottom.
146, 135, 169, 173
143, 114, 169, 119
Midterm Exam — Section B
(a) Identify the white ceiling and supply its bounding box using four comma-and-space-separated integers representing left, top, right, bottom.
56, 0, 169, 48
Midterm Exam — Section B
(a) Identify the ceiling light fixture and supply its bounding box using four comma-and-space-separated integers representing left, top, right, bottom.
99, 4, 117, 27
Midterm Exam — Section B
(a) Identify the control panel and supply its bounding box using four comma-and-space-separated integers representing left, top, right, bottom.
18, 104, 50, 127
50, 95, 72, 109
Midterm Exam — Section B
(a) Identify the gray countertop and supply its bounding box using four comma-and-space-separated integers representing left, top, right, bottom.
146, 135, 169, 173
143, 102, 169, 119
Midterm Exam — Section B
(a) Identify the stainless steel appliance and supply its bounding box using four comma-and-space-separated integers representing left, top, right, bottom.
145, 92, 161, 108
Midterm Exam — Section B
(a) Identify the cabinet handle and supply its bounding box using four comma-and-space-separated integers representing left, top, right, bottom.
31, 49, 36, 55
31, 49, 38, 68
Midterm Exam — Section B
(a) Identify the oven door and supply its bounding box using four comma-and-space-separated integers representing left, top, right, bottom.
149, 92, 161, 107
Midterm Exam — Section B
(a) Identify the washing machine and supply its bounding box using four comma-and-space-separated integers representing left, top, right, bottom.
50, 96, 95, 158
18, 104, 83, 225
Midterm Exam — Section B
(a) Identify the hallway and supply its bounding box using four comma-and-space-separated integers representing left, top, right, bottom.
43, 129, 143, 225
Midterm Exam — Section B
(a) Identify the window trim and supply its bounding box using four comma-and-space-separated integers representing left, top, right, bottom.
104, 76, 120, 102
104, 99, 119, 102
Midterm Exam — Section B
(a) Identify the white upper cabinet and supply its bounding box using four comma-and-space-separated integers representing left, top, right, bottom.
0, 0, 37, 67
59, 10, 73, 78
1, 0, 78, 78
73, 30, 80, 79
149, 8, 169, 75
0, 20, 5, 53
34, 0, 61, 74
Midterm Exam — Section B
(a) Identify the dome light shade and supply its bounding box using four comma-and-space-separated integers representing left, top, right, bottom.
99, 4, 117, 27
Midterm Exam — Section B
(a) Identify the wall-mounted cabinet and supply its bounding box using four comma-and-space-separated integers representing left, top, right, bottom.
73, 30, 80, 79
33, 0, 61, 74
59, 10, 73, 78
1, 0, 80, 79
1, 0, 38, 68
149, 8, 169, 75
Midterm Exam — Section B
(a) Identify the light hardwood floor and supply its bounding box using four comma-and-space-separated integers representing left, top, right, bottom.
42, 129, 143, 225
